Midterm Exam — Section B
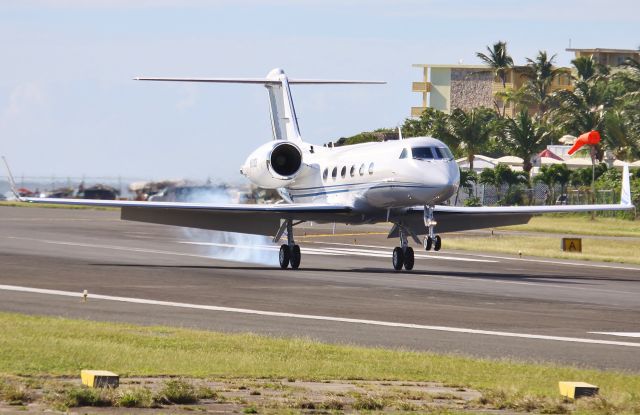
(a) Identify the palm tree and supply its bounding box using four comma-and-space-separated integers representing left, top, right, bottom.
476, 41, 514, 88
574, 56, 595, 81
522, 51, 564, 114
454, 169, 477, 205
499, 110, 550, 173
440, 107, 496, 170
533, 164, 571, 204
480, 164, 528, 203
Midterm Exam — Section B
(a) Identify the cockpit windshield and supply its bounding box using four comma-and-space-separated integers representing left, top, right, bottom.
411, 146, 453, 160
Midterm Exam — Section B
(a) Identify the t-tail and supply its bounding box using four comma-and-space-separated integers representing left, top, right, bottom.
135, 68, 385, 142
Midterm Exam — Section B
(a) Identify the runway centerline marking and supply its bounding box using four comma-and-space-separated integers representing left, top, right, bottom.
1, 283, 639, 349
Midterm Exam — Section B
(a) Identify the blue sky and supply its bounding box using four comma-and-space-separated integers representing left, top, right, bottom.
1, 0, 639, 182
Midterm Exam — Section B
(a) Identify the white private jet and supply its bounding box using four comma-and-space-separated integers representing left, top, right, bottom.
3, 68, 634, 271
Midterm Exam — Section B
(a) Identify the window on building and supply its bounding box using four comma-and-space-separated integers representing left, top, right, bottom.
368, 162, 374, 175
331, 167, 337, 180
341, 166, 346, 178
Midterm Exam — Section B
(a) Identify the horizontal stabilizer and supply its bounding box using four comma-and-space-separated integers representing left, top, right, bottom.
134, 77, 386, 85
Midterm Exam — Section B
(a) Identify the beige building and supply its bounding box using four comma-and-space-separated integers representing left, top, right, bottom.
566, 47, 640, 67
411, 64, 572, 118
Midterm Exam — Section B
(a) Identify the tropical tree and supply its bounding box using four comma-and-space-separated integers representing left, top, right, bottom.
522, 51, 564, 114
454, 169, 477, 205
439, 107, 496, 170
480, 164, 528, 204
498, 110, 550, 173
533, 164, 571, 204
401, 107, 449, 140
476, 41, 514, 88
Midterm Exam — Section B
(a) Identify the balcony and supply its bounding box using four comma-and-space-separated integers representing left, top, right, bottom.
411, 106, 427, 117
412, 82, 431, 92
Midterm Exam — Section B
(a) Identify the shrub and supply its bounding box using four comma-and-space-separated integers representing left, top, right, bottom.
116, 387, 154, 408
352, 395, 384, 410
155, 379, 198, 405
62, 386, 114, 407
0, 382, 32, 405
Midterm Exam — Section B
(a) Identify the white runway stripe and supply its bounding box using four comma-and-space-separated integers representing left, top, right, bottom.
179, 241, 496, 263
590, 332, 640, 338
1, 284, 639, 348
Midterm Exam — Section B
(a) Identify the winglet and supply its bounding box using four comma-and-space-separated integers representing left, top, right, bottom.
1, 156, 24, 202
621, 163, 632, 206
398, 126, 403, 140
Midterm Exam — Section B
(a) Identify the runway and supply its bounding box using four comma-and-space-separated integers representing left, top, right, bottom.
1, 206, 639, 372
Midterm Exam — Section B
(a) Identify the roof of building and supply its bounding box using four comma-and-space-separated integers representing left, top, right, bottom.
495, 155, 524, 165
412, 64, 490, 69
566, 48, 640, 54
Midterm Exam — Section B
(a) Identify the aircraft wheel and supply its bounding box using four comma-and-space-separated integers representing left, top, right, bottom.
290, 244, 301, 269
423, 236, 432, 251
392, 247, 404, 271
434, 235, 442, 251
279, 244, 290, 269
403, 247, 414, 270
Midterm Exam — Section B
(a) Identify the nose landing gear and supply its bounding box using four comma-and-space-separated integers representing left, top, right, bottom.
423, 205, 441, 251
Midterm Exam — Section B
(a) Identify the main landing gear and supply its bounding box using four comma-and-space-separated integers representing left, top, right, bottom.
275, 220, 301, 269
390, 205, 441, 271
391, 226, 415, 271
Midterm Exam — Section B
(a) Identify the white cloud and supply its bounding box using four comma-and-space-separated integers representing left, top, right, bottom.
0, 82, 46, 124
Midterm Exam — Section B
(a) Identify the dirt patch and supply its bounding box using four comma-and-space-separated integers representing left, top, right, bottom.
0, 376, 504, 414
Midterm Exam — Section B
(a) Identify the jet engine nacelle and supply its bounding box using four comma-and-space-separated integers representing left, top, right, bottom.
241, 141, 304, 189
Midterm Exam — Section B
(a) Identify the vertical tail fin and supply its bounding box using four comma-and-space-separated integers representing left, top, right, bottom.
265, 68, 302, 142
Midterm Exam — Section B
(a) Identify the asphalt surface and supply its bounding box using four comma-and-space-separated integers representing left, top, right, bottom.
1, 206, 639, 372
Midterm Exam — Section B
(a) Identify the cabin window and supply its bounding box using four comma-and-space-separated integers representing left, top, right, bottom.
331, 167, 337, 179
411, 147, 435, 159
399, 148, 408, 159
322, 168, 328, 181
368, 162, 374, 175
350, 165, 355, 177
341, 166, 346, 178
359, 164, 365, 176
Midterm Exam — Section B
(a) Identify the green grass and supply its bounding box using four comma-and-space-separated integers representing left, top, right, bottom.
446, 234, 640, 265
1, 312, 639, 410
499, 215, 640, 237
0, 201, 117, 211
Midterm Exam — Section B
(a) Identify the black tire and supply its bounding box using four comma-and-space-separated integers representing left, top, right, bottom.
434, 235, 442, 251
403, 247, 414, 270
392, 247, 404, 271
279, 244, 290, 269
290, 244, 301, 269
424, 236, 432, 251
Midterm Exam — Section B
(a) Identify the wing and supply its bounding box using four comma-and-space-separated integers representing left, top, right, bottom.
392, 164, 635, 236
17, 197, 353, 236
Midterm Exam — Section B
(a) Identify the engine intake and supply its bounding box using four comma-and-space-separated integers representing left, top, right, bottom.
269, 142, 302, 178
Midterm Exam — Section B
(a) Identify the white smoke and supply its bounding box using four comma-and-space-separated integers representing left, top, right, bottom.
178, 186, 279, 266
